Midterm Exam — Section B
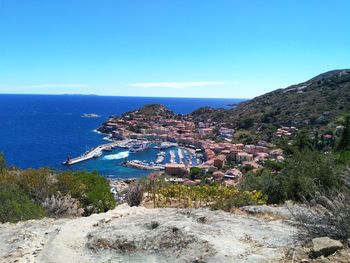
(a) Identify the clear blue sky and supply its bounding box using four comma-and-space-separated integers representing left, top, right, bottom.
0, 0, 349, 98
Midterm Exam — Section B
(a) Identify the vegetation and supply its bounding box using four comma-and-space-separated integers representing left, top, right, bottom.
126, 185, 144, 207
0, 157, 115, 223
293, 188, 350, 242
241, 117, 350, 205
0, 183, 46, 223
74, 171, 116, 214
139, 175, 266, 210
191, 69, 350, 142
41, 193, 83, 218
123, 104, 176, 120
337, 115, 350, 151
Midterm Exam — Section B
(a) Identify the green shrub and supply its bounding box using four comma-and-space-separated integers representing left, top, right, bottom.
74, 171, 115, 215
56, 172, 85, 197
240, 169, 287, 204
0, 184, 46, 223
241, 150, 342, 204
17, 168, 57, 202
189, 167, 203, 180
284, 150, 340, 201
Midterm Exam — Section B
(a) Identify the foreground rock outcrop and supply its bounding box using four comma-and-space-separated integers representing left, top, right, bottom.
0, 205, 300, 263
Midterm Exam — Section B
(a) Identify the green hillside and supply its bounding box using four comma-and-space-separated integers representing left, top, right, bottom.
191, 69, 350, 141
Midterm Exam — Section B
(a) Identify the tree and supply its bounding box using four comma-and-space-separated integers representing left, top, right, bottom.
189, 167, 203, 180
0, 153, 6, 174
337, 115, 350, 151
294, 130, 313, 151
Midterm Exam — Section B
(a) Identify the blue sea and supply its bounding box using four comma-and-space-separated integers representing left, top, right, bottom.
0, 94, 245, 179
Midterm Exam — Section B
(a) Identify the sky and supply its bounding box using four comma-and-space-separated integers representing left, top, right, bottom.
0, 0, 349, 98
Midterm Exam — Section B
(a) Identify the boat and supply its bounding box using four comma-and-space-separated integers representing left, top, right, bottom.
81, 113, 100, 118
103, 146, 113, 152
93, 152, 102, 158
152, 142, 177, 149
155, 151, 166, 164
129, 141, 150, 153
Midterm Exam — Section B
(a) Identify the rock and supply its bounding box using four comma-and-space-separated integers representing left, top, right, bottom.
0, 205, 300, 263
311, 237, 343, 258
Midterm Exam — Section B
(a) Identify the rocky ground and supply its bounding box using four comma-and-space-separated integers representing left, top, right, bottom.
0, 204, 348, 263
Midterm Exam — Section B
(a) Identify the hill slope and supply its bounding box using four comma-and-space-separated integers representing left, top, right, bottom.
192, 69, 350, 139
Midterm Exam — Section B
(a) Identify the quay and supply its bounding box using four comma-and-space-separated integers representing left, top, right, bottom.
62, 140, 130, 165
123, 160, 165, 171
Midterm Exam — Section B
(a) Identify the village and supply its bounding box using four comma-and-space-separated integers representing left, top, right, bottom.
97, 105, 298, 186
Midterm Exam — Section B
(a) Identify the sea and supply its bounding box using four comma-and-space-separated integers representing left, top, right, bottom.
0, 94, 246, 179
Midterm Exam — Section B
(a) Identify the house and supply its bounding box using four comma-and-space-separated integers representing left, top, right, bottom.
212, 171, 225, 181
213, 154, 226, 169
236, 152, 253, 163
165, 164, 188, 177
198, 128, 213, 138
219, 127, 235, 139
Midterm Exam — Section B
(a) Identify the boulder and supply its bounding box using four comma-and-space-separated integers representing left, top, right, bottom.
311, 237, 343, 258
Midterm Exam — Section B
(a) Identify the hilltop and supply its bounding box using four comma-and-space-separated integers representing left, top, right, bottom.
123, 104, 176, 120
191, 69, 350, 141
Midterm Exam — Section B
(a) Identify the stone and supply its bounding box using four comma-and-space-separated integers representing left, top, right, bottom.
311, 237, 343, 258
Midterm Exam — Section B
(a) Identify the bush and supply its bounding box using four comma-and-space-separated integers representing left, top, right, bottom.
126, 185, 144, 207
17, 168, 58, 202
0, 184, 46, 223
74, 171, 116, 215
212, 190, 267, 211
292, 167, 350, 241
153, 183, 266, 209
56, 172, 85, 197
189, 167, 203, 180
284, 150, 340, 201
293, 189, 350, 242
241, 150, 342, 204
240, 169, 287, 204
41, 193, 84, 218
0, 154, 115, 221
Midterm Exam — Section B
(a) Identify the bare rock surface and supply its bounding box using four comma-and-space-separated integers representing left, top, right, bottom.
311, 237, 344, 258
0, 204, 300, 263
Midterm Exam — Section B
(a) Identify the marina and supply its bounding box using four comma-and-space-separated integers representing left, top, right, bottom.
62, 138, 201, 174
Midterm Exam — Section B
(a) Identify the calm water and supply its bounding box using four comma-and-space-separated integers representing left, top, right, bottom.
0, 94, 245, 178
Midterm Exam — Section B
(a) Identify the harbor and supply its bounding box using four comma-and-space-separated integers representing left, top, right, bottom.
62, 138, 202, 173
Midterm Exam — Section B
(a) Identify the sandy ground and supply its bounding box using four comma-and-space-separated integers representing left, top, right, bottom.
0, 205, 300, 263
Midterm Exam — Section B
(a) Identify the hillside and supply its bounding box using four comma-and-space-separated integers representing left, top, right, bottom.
123, 104, 176, 119
191, 69, 350, 140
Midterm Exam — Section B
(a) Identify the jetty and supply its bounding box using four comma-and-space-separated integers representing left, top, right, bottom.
63, 140, 130, 165
123, 160, 164, 171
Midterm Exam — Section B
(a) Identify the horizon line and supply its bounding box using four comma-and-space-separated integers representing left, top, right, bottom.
0, 93, 251, 100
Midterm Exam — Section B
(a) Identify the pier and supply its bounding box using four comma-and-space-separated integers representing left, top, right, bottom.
63, 140, 130, 165
123, 160, 165, 171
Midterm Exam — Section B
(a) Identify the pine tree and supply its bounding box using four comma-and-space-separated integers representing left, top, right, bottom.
337, 115, 350, 151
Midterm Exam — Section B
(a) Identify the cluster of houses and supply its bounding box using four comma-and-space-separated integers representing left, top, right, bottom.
274, 126, 298, 137
99, 107, 289, 187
